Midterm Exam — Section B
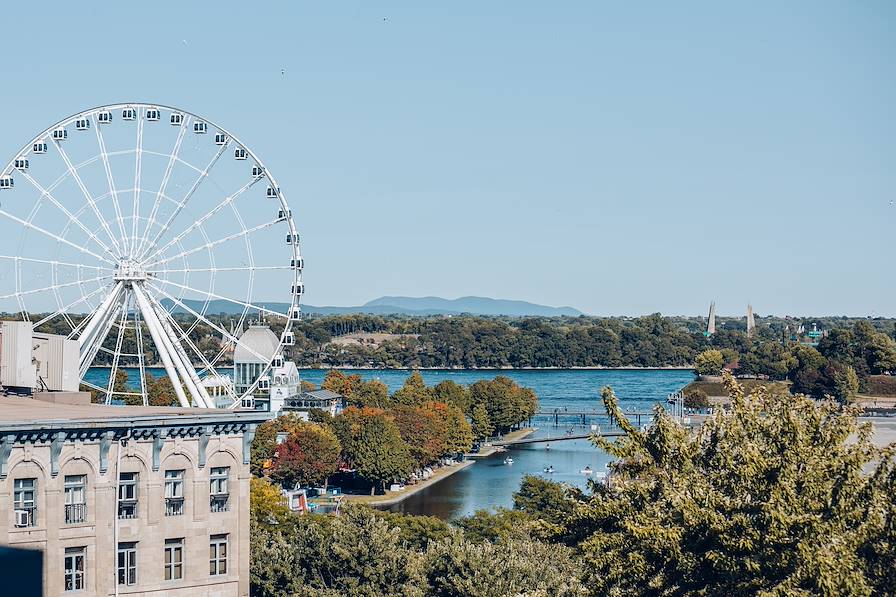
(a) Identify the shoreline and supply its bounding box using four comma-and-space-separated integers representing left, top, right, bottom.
86, 365, 694, 371
343, 427, 537, 507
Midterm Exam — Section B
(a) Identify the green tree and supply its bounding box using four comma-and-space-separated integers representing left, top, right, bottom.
392, 370, 435, 406
683, 387, 709, 409
693, 349, 724, 376
332, 407, 413, 494
391, 403, 450, 467
422, 536, 587, 597
470, 401, 493, 441
433, 380, 471, 413
560, 371, 896, 595
354, 379, 390, 407
444, 405, 473, 454
833, 364, 860, 404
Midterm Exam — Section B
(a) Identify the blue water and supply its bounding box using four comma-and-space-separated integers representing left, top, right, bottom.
85, 367, 692, 518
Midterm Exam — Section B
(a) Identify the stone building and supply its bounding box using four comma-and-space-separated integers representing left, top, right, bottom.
0, 393, 269, 596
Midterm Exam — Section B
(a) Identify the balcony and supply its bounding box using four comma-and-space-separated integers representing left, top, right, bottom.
118, 500, 138, 520
210, 494, 230, 513
65, 503, 87, 524
165, 497, 185, 517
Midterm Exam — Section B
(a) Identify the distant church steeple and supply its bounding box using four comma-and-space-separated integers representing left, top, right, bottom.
704, 301, 716, 337
746, 304, 756, 337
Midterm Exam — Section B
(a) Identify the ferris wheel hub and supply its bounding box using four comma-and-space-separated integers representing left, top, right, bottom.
113, 259, 149, 282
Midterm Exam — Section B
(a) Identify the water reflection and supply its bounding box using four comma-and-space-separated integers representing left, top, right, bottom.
388, 425, 613, 519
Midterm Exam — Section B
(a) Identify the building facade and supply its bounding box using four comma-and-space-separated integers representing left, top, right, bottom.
0, 394, 268, 597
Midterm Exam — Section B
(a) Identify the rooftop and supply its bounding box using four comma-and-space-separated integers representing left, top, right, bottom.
234, 325, 280, 364
301, 389, 343, 401
0, 396, 271, 432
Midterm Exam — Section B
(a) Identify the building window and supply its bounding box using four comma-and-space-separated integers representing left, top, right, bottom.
118, 472, 138, 519
13, 478, 37, 527
64, 475, 87, 524
209, 534, 228, 576
117, 542, 137, 586
165, 470, 185, 516
209, 467, 229, 512
164, 539, 184, 581
64, 547, 85, 591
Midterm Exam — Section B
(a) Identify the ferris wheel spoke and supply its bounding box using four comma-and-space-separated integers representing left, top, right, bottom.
141, 177, 261, 264
93, 116, 130, 255
135, 116, 191, 258
53, 140, 125, 257
147, 265, 293, 275
0, 208, 118, 266
0, 255, 112, 271
154, 299, 239, 404
139, 140, 230, 260
0, 273, 112, 300
133, 306, 148, 403
148, 219, 283, 269
18, 171, 119, 259
137, 284, 212, 408
32, 274, 109, 328
148, 276, 291, 320
78, 286, 126, 378
131, 111, 145, 254
105, 289, 131, 404
146, 281, 277, 363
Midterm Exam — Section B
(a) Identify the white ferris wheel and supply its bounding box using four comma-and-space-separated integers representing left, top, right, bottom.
0, 103, 303, 409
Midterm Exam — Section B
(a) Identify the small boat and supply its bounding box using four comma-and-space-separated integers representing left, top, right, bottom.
503, 457, 514, 465
543, 466, 555, 474
580, 466, 593, 475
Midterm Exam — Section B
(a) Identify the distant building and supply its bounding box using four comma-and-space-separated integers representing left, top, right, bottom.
704, 301, 716, 337
265, 357, 301, 416
282, 389, 345, 420
0, 392, 268, 596
232, 325, 281, 410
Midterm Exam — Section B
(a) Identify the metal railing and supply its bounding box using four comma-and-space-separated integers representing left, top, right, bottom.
210, 494, 230, 513
65, 503, 87, 524
118, 500, 138, 520
165, 497, 185, 516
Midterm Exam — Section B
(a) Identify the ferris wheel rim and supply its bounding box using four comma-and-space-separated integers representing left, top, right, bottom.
0, 102, 304, 409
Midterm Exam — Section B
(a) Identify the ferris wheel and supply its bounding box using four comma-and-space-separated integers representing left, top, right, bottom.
0, 103, 303, 408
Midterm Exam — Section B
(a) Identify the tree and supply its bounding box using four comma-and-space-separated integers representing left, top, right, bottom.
392, 370, 434, 406
693, 349, 724, 376
683, 387, 709, 409
332, 407, 413, 494
433, 380, 471, 413
469, 377, 537, 434
559, 371, 896, 595
249, 477, 290, 528
832, 364, 860, 404
270, 423, 342, 489
391, 403, 450, 467
422, 536, 587, 597
145, 373, 181, 407
470, 402, 493, 441
250, 413, 308, 476
444, 405, 473, 454
354, 379, 390, 408
512, 475, 581, 526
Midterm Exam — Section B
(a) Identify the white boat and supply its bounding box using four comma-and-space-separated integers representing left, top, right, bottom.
580, 466, 593, 475
503, 457, 514, 465
543, 466, 555, 474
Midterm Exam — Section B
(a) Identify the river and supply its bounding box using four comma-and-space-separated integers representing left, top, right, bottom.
86, 367, 692, 519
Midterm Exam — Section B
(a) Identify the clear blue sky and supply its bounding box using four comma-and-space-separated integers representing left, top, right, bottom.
0, 1, 893, 317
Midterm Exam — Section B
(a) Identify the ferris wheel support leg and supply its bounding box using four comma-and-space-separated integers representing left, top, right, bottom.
144, 292, 215, 409
132, 284, 191, 408
78, 282, 125, 377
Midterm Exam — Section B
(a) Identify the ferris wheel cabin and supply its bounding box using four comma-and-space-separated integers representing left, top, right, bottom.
0, 175, 13, 189
234, 148, 247, 160
14, 159, 29, 171
97, 111, 113, 124
122, 107, 137, 120
146, 108, 160, 121
32, 142, 47, 154
170, 112, 184, 126
75, 118, 90, 131
52, 128, 67, 141
215, 133, 227, 145
193, 121, 207, 134
290, 257, 304, 270
251, 166, 264, 177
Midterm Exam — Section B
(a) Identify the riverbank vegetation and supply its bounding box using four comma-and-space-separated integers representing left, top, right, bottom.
252, 371, 535, 494
250, 372, 896, 596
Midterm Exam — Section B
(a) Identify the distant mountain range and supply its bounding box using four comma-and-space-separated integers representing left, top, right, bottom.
161, 296, 584, 318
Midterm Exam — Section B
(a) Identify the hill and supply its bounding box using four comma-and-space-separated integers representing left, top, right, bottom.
161, 296, 584, 317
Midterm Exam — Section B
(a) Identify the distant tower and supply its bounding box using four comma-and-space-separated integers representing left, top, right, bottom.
746, 304, 756, 337
704, 301, 716, 337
